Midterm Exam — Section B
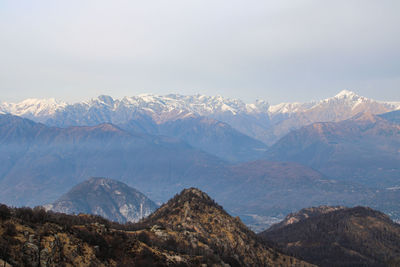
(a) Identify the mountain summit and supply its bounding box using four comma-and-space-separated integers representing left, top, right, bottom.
46, 177, 158, 223
334, 89, 358, 98
260, 206, 400, 266
143, 188, 312, 266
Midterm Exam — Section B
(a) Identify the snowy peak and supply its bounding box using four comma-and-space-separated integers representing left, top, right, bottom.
321, 90, 369, 106
95, 95, 115, 107
268, 102, 314, 114
334, 89, 359, 99
1, 98, 67, 118
2, 91, 398, 120
1, 91, 399, 140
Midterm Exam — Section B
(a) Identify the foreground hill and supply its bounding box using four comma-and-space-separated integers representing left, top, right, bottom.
260, 206, 400, 267
266, 205, 346, 232
46, 178, 158, 223
265, 112, 400, 188
143, 188, 312, 266
0, 189, 312, 266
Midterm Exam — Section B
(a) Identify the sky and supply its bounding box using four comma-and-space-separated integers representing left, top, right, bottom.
1, 0, 399, 104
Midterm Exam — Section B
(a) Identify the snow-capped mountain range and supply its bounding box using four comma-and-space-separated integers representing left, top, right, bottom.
1, 90, 399, 145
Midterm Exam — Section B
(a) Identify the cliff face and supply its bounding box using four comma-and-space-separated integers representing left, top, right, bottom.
0, 189, 313, 267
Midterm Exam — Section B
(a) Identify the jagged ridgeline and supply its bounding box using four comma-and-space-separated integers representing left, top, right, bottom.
0, 188, 314, 267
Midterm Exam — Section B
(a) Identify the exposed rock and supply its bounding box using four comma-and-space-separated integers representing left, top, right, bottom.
0, 259, 13, 267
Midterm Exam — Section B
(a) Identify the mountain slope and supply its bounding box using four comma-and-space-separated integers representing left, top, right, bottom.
265, 112, 400, 188
1, 114, 399, 230
380, 109, 400, 124
266, 90, 400, 144
0, 114, 226, 207
266, 206, 347, 232
0, 190, 313, 266
2, 90, 399, 145
46, 178, 158, 223
260, 206, 400, 267
158, 116, 267, 162
143, 188, 312, 266
214, 160, 382, 231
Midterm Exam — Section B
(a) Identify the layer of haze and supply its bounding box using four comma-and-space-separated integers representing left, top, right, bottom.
1, 0, 399, 104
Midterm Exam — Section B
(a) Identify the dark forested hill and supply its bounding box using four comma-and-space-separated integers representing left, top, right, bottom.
260, 206, 400, 267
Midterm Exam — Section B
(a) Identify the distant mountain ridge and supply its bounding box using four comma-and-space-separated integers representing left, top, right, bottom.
46, 177, 158, 223
265, 112, 400, 188
3, 113, 400, 230
0, 113, 226, 207
1, 90, 399, 145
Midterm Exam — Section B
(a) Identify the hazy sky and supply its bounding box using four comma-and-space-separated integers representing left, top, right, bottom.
1, 0, 399, 104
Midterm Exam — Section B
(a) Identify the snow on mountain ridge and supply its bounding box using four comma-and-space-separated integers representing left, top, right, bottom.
1, 98, 67, 117
1, 91, 399, 122
268, 102, 314, 114
334, 89, 358, 98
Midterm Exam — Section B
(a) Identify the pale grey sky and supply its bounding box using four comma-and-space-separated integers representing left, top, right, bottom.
1, 0, 399, 104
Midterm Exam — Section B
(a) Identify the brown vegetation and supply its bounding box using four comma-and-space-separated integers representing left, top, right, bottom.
260, 206, 400, 267
0, 189, 313, 266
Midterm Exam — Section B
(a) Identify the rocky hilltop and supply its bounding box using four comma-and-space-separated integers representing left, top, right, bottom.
143, 188, 312, 266
260, 206, 400, 267
0, 188, 313, 266
266, 205, 346, 232
46, 178, 158, 223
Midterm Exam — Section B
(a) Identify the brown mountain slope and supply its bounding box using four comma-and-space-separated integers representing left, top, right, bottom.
0, 189, 313, 267
259, 206, 400, 267
266, 205, 346, 232
0, 205, 199, 266
143, 188, 313, 266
